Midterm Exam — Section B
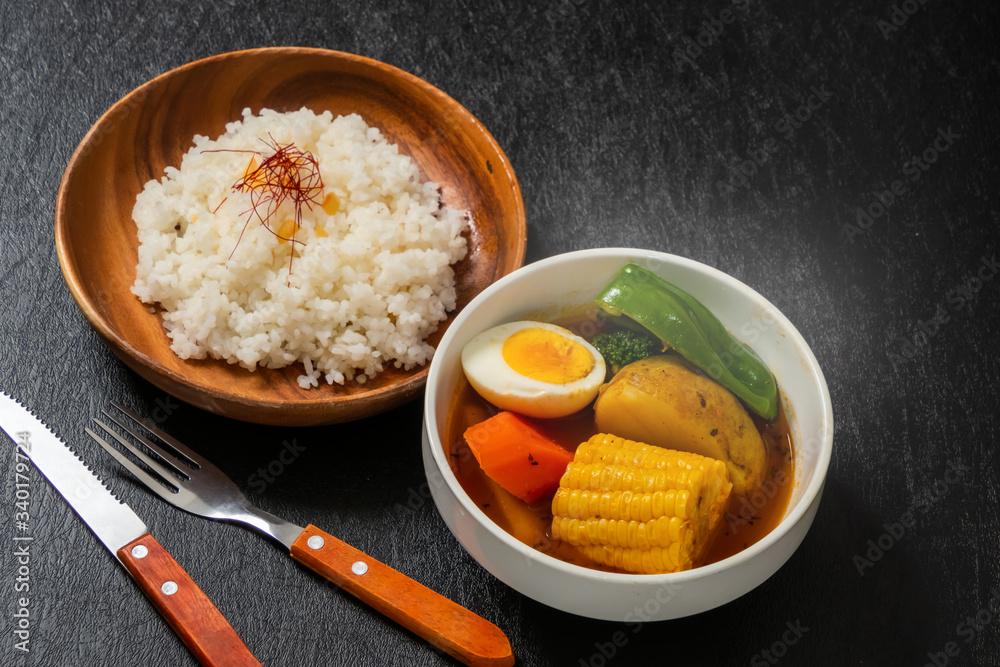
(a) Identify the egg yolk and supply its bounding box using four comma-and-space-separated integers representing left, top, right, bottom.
501, 328, 595, 384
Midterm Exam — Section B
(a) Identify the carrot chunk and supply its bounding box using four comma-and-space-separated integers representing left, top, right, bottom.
463, 411, 574, 504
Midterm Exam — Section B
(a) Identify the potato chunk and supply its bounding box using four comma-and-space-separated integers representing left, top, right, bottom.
593, 355, 766, 495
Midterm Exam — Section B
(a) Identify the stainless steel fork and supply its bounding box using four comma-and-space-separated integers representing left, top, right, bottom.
87, 402, 513, 667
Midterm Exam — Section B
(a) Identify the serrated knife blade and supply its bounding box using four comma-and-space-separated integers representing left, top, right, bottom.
0, 393, 147, 554
0, 392, 261, 667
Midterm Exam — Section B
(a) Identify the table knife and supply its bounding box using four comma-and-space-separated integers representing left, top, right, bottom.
0, 392, 261, 667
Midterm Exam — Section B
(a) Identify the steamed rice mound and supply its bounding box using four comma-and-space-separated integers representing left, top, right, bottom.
131, 107, 469, 388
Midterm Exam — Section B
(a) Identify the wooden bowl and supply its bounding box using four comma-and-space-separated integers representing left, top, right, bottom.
55, 48, 526, 426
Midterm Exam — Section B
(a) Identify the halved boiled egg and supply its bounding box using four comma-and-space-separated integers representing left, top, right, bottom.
460, 321, 606, 419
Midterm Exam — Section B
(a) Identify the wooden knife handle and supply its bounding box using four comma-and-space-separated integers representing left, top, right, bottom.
118, 533, 262, 667
290, 524, 513, 667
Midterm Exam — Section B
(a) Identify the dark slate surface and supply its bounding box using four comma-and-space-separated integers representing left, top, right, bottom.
2, 1, 999, 665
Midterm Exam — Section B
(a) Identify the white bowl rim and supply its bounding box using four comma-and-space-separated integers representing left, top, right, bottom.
425, 247, 834, 586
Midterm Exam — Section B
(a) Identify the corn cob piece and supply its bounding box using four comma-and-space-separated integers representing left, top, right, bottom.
551, 433, 732, 574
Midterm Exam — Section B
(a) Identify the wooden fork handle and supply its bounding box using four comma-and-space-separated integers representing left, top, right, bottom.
118, 533, 262, 667
290, 524, 514, 667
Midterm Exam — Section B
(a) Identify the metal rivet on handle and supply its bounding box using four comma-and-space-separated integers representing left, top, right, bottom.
161, 581, 178, 596
307, 535, 325, 550
131, 545, 148, 559
351, 561, 368, 576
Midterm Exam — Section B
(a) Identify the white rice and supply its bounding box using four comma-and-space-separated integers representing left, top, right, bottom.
131, 107, 468, 388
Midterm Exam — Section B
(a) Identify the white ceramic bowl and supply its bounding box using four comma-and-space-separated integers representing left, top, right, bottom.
422, 248, 833, 621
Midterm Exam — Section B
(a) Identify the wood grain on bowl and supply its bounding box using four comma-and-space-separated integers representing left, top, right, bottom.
55, 47, 526, 426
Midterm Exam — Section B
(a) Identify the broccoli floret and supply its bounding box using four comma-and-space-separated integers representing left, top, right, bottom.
592, 329, 662, 375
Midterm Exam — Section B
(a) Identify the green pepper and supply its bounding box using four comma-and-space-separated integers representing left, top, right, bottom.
594, 263, 778, 421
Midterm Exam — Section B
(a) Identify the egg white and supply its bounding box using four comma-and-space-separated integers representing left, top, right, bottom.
460, 321, 607, 419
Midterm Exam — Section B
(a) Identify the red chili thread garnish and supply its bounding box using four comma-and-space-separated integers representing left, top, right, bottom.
206, 135, 324, 283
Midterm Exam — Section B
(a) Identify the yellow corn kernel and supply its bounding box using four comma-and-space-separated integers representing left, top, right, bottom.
322, 192, 340, 215
275, 218, 298, 243
242, 156, 267, 189
551, 433, 732, 574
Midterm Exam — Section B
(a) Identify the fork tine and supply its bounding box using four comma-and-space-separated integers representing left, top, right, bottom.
101, 407, 201, 474
109, 401, 207, 468
90, 404, 304, 551
92, 417, 191, 482
86, 425, 183, 503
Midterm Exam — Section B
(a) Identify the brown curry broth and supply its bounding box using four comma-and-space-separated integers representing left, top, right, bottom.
445, 317, 795, 572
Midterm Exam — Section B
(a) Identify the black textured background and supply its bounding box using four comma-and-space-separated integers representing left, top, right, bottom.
2, 1, 999, 665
